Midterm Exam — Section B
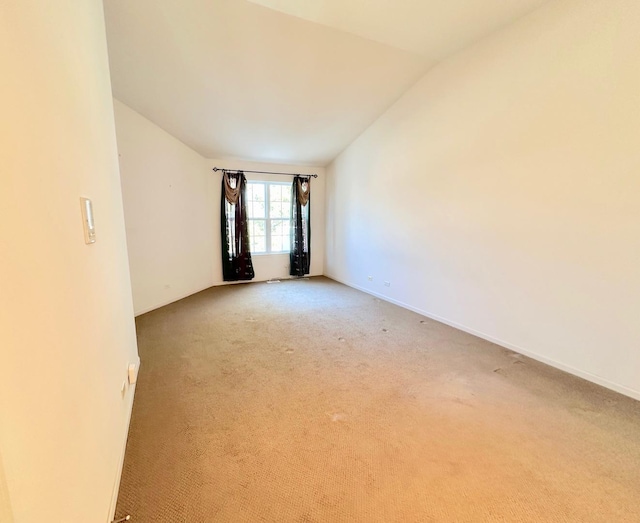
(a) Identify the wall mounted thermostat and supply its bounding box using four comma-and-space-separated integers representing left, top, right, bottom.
80, 197, 96, 244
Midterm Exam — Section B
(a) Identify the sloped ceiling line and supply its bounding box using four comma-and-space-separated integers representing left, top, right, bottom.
104, 0, 550, 166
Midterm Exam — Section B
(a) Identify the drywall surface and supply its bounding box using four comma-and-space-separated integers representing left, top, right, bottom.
114, 102, 326, 315
209, 159, 326, 286
325, 0, 640, 399
0, 452, 13, 523
0, 1, 139, 522
114, 100, 215, 315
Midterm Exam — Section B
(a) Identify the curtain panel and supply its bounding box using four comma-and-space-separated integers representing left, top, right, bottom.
221, 171, 255, 281
290, 176, 310, 277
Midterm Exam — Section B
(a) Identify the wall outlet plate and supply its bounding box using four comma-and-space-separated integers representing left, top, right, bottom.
128, 363, 138, 385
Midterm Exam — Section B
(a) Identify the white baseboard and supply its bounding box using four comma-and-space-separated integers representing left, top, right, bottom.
325, 273, 640, 402
107, 368, 139, 523
134, 272, 324, 317
134, 285, 214, 316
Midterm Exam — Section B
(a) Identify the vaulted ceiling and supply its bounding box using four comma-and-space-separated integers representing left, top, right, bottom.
104, 0, 549, 166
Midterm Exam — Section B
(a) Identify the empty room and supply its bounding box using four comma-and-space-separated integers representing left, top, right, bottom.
1, 0, 639, 522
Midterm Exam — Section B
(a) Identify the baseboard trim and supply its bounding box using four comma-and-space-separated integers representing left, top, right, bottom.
134, 285, 214, 316
325, 273, 640, 402
107, 367, 139, 523
134, 273, 324, 317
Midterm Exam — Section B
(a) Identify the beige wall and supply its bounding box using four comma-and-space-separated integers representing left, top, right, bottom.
0, 452, 12, 523
325, 0, 640, 399
114, 100, 214, 315
114, 101, 325, 315
0, 1, 139, 521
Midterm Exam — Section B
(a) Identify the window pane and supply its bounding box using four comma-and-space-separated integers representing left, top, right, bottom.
271, 219, 285, 236
251, 235, 266, 253
273, 238, 287, 252
269, 184, 282, 202
269, 219, 291, 253
249, 220, 266, 253
250, 183, 265, 201
251, 219, 265, 235
252, 201, 265, 218
270, 201, 283, 218
281, 201, 291, 218
247, 183, 265, 219
273, 234, 290, 253
271, 235, 284, 252
269, 184, 289, 219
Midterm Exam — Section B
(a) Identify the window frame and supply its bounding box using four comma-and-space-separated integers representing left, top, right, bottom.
246, 181, 292, 255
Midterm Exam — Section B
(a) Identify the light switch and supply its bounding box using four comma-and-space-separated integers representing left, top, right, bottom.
80, 197, 96, 244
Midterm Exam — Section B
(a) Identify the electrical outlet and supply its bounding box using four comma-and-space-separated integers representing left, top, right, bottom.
384, 281, 390, 287
128, 363, 138, 385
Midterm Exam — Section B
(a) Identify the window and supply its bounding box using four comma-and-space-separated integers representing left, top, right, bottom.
246, 182, 292, 254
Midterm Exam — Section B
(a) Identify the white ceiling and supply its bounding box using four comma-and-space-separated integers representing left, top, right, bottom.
104, 0, 549, 166
247, 0, 550, 58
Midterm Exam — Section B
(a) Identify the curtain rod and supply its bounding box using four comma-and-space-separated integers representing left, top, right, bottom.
213, 167, 318, 178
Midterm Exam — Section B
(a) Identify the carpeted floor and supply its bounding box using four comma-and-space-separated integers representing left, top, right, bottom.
115, 277, 640, 522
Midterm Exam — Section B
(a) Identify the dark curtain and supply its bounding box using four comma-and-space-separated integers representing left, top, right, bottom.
290, 176, 310, 277
221, 171, 255, 281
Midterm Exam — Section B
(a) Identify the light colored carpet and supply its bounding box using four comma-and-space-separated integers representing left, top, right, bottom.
115, 277, 640, 522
